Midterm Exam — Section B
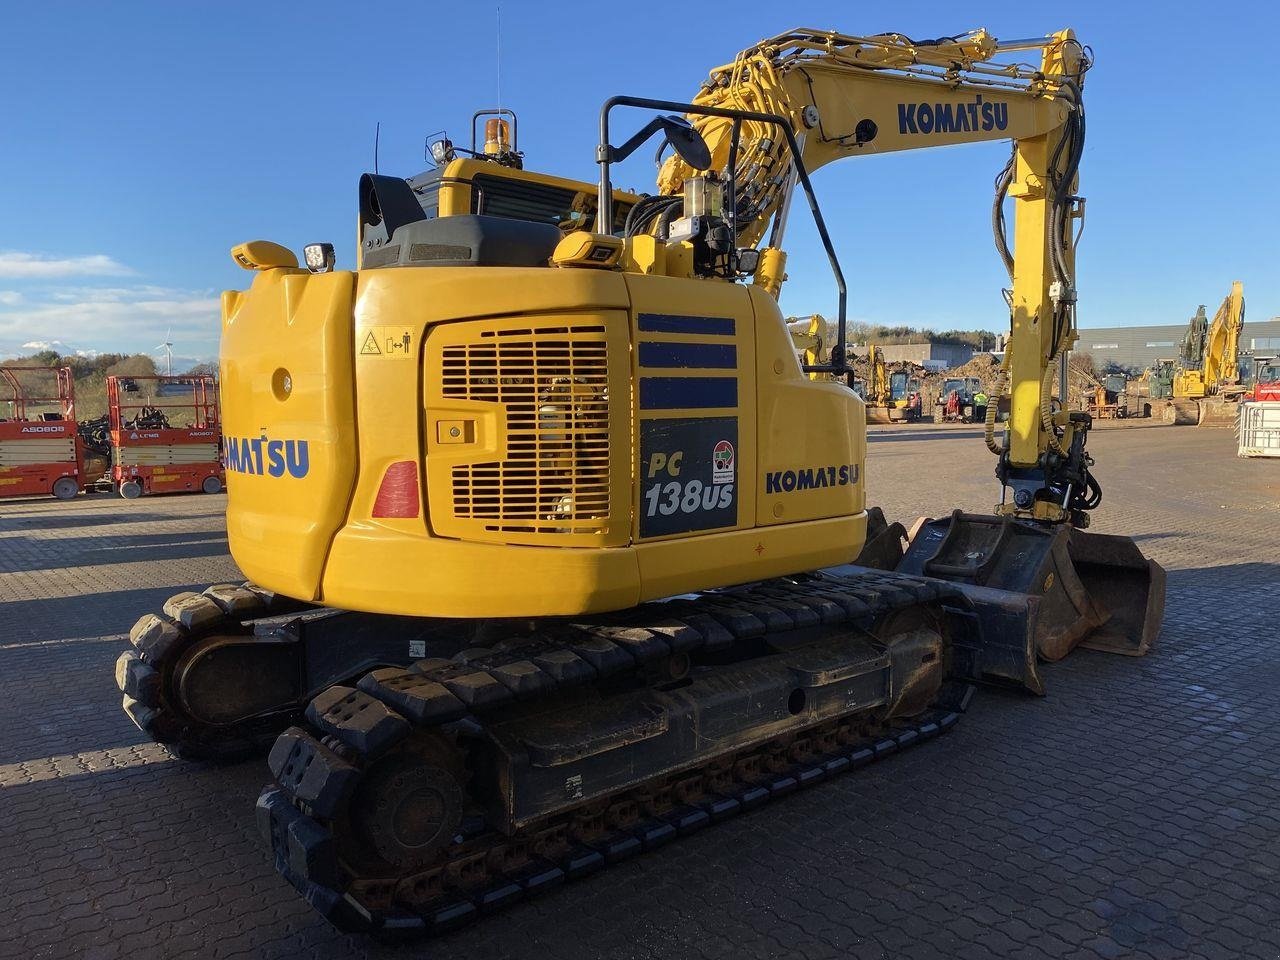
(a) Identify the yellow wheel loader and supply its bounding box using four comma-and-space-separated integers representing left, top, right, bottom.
115, 28, 1164, 935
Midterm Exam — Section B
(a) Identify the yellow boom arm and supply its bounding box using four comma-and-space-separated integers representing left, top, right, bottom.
659, 27, 1090, 521
1200, 281, 1246, 391
1173, 281, 1245, 399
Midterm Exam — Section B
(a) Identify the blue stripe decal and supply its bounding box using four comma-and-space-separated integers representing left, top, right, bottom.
637, 313, 736, 336
638, 342, 737, 369
640, 377, 738, 410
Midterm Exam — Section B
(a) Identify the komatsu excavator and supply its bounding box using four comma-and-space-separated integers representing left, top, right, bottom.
1154, 282, 1247, 425
115, 27, 1164, 934
860, 344, 921, 423
862, 343, 892, 422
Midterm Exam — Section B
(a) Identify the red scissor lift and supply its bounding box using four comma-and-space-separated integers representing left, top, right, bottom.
107, 374, 224, 498
0, 365, 84, 500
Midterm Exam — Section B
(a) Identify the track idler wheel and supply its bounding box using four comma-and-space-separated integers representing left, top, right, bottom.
116, 583, 311, 761
348, 737, 466, 873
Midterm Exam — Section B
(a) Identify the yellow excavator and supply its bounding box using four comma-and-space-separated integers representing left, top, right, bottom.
115, 28, 1164, 934
862, 343, 892, 422
861, 344, 922, 423
1153, 282, 1247, 425
785, 313, 836, 380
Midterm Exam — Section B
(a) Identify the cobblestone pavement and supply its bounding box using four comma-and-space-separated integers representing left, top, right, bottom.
1, 423, 1277, 960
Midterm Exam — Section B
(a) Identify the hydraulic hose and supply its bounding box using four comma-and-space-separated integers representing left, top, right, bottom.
985, 343, 1011, 456
991, 145, 1016, 282
1040, 345, 1067, 457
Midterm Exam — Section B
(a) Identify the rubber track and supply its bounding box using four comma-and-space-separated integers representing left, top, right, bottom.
257, 569, 965, 935
115, 582, 312, 761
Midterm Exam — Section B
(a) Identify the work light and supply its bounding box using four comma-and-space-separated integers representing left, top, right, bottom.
303, 242, 335, 273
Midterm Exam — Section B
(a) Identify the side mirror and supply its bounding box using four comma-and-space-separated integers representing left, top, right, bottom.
608, 115, 711, 170
658, 116, 712, 170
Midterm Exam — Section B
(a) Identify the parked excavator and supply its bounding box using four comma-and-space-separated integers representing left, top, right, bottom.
859, 344, 920, 423
115, 26, 1164, 935
862, 343, 892, 422
1152, 282, 1247, 424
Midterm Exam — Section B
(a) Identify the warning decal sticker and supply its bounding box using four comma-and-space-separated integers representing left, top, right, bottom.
360, 327, 415, 359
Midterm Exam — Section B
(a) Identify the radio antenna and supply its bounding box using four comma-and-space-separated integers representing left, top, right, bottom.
495, 6, 502, 111
374, 121, 381, 174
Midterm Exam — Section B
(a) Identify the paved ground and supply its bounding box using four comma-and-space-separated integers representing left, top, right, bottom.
1, 422, 1277, 960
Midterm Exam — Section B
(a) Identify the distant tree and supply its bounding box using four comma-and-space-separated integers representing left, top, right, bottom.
90, 354, 128, 375
103, 355, 158, 379
844, 324, 1000, 348
186, 361, 219, 377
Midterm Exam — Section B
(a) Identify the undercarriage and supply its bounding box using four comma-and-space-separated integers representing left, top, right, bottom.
116, 502, 1162, 936
118, 566, 1009, 934
253, 568, 975, 934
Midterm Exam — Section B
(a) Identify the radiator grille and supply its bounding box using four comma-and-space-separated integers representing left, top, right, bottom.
441, 325, 610, 535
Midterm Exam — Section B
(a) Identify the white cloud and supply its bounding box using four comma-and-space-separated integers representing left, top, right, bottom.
0, 251, 131, 279
0, 291, 21, 305
1, 286, 220, 357
46, 285, 192, 304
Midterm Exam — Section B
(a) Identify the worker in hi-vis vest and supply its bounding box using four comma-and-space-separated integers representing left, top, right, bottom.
973, 390, 989, 424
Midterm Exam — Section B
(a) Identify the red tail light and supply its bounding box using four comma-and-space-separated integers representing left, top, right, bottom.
371, 461, 420, 518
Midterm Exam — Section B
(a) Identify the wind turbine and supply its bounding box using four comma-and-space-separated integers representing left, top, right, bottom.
156, 328, 173, 376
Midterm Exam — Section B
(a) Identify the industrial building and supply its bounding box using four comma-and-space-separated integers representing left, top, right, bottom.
1076, 318, 1280, 372
851, 341, 976, 369
850, 318, 1280, 375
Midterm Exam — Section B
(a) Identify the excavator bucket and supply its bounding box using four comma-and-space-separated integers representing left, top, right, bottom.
895, 512, 1164, 690
1195, 396, 1241, 427
1065, 526, 1166, 656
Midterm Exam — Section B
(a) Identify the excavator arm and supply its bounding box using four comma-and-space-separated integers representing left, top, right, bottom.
654, 27, 1091, 523
1201, 281, 1246, 391
606, 26, 1161, 662
1172, 281, 1246, 403
867, 344, 888, 404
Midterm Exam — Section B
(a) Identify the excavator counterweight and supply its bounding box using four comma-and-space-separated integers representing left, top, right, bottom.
115, 24, 1164, 936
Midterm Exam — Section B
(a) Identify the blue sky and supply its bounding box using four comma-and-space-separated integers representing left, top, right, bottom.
1, 1, 1276, 365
